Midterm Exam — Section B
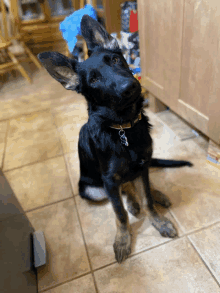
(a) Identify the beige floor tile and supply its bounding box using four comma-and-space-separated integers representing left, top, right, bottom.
52, 101, 88, 153
26, 198, 90, 291
3, 110, 62, 170
48, 274, 96, 293
181, 136, 209, 159
64, 152, 80, 196
0, 69, 79, 121
156, 110, 197, 140
94, 237, 220, 293
0, 121, 8, 168
144, 110, 188, 157
5, 156, 73, 211
147, 109, 208, 161
76, 178, 182, 270
0, 94, 51, 121
189, 222, 220, 283
149, 158, 220, 233
152, 123, 189, 159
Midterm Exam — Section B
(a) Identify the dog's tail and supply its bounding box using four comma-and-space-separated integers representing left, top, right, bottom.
150, 158, 193, 168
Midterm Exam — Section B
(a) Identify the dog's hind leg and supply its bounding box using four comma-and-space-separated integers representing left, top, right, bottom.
104, 180, 131, 263
141, 167, 177, 238
122, 182, 140, 217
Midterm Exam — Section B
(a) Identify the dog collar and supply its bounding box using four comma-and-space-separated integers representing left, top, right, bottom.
110, 112, 142, 130
109, 112, 142, 147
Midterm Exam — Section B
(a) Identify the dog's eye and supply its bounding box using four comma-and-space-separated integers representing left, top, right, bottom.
112, 57, 119, 64
90, 77, 98, 84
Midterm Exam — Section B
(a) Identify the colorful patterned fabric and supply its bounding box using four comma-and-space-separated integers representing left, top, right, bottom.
121, 1, 137, 32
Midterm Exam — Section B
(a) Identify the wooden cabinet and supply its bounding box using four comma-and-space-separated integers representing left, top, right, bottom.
138, 0, 220, 144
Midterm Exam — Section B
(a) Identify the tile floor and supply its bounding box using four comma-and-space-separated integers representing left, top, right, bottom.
1, 65, 220, 292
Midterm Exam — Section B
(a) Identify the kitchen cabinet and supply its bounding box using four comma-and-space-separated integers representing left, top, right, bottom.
138, 0, 220, 144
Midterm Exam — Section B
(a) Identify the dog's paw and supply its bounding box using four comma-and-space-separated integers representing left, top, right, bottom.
154, 220, 178, 238
113, 232, 131, 263
153, 190, 172, 208
127, 201, 141, 217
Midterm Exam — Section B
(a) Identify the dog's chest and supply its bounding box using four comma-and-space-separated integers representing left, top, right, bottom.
116, 138, 153, 181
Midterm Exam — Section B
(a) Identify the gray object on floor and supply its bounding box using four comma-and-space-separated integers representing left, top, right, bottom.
33, 230, 46, 268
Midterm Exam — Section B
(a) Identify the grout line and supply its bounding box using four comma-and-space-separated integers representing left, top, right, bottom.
187, 237, 220, 287
92, 219, 220, 274
92, 237, 178, 274
3, 153, 65, 173
2, 107, 74, 173
25, 196, 74, 214
1, 120, 10, 170
72, 195, 100, 293
0, 94, 78, 125
38, 271, 92, 293
47, 109, 99, 293
35, 196, 220, 291
169, 201, 220, 237
0, 107, 51, 124
62, 152, 100, 293
180, 220, 220, 238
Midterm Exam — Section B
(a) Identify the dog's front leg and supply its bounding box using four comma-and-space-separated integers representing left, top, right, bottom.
103, 180, 131, 263
142, 166, 178, 238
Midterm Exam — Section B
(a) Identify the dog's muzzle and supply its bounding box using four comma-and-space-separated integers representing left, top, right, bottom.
121, 79, 139, 98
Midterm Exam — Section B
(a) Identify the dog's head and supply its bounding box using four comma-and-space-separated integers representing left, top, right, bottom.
38, 15, 141, 110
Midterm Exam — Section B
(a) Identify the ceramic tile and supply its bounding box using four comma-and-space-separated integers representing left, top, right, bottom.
52, 101, 88, 153
189, 222, 220, 283
149, 158, 220, 233
76, 178, 182, 270
26, 198, 90, 291
144, 109, 164, 130
94, 237, 220, 293
145, 109, 187, 161
0, 95, 51, 121
48, 274, 96, 293
0, 69, 80, 120
181, 136, 209, 159
5, 156, 73, 211
151, 122, 189, 159
156, 110, 196, 140
64, 152, 80, 196
3, 110, 62, 170
0, 121, 8, 167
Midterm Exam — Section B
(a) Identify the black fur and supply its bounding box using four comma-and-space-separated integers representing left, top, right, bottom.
38, 15, 192, 263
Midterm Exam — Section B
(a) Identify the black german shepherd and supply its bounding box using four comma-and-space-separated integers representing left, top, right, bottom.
38, 15, 192, 263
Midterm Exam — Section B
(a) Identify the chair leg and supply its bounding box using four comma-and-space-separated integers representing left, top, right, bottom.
21, 41, 42, 69
8, 51, 32, 83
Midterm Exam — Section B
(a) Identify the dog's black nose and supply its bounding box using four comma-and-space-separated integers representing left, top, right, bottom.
121, 80, 138, 97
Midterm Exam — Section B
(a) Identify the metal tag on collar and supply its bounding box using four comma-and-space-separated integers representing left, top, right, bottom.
119, 126, 129, 146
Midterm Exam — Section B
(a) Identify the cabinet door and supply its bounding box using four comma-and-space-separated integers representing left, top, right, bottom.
138, 0, 184, 112
0, 171, 37, 293
179, 0, 220, 143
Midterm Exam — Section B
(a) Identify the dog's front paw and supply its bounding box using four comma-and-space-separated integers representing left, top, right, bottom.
154, 220, 178, 238
113, 231, 131, 263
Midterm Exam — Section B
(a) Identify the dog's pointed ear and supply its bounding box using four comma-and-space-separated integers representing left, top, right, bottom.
81, 15, 119, 52
38, 52, 80, 91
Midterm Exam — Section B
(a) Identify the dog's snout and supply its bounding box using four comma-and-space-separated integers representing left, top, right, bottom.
121, 80, 138, 97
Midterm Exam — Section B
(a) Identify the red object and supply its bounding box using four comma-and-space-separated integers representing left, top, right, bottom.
138, 76, 141, 80
130, 10, 138, 32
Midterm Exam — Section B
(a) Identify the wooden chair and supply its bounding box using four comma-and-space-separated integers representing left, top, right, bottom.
0, 0, 42, 83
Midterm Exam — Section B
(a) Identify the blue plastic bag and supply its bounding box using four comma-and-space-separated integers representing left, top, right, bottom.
59, 4, 97, 53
